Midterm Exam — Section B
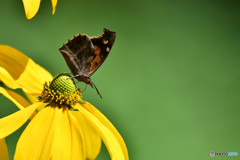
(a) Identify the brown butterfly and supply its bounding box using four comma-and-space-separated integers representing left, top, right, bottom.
59, 28, 116, 98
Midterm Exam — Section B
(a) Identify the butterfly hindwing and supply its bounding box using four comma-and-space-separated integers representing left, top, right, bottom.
88, 28, 116, 76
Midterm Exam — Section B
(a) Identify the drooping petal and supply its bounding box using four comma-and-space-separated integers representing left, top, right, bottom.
14, 106, 54, 159
0, 87, 30, 110
22, 0, 41, 19
41, 107, 72, 160
15, 106, 79, 160
0, 45, 53, 95
0, 87, 37, 119
0, 139, 9, 160
51, 0, 58, 14
0, 102, 42, 139
76, 103, 129, 160
71, 111, 101, 159
68, 110, 85, 160
82, 102, 129, 160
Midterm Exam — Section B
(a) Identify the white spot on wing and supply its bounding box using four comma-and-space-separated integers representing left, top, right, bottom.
103, 39, 108, 44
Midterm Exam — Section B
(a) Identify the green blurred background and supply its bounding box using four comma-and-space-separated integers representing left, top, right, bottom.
0, 0, 240, 159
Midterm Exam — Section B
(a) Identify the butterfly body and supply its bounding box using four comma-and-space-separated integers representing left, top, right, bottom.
59, 28, 116, 98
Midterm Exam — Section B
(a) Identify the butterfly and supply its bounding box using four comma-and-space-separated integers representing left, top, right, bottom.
59, 28, 116, 98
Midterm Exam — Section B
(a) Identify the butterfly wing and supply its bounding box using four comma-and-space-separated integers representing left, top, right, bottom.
87, 28, 116, 77
59, 29, 116, 98
59, 29, 116, 78
59, 34, 95, 77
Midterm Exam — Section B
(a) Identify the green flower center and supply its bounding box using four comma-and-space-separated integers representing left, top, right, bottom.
50, 73, 76, 94
41, 73, 82, 106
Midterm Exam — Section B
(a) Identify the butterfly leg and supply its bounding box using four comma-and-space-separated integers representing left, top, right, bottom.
89, 80, 102, 98
64, 72, 72, 75
67, 74, 81, 80
81, 84, 88, 92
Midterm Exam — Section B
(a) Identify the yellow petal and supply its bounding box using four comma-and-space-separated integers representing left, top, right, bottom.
22, 0, 41, 19
82, 102, 129, 160
0, 139, 9, 160
68, 110, 85, 160
41, 107, 72, 160
71, 111, 101, 159
0, 87, 37, 119
15, 106, 54, 159
0, 87, 30, 110
0, 45, 53, 95
51, 0, 58, 14
25, 94, 38, 104
76, 103, 129, 160
15, 106, 78, 160
0, 102, 42, 139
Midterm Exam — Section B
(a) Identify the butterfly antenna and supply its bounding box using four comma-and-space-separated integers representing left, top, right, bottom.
91, 81, 102, 99
81, 84, 88, 92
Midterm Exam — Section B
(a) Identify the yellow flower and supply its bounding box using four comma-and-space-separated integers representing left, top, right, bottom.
0, 45, 128, 160
22, 0, 58, 19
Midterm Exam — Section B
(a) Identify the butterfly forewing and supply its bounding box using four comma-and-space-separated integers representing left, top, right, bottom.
59, 34, 95, 76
